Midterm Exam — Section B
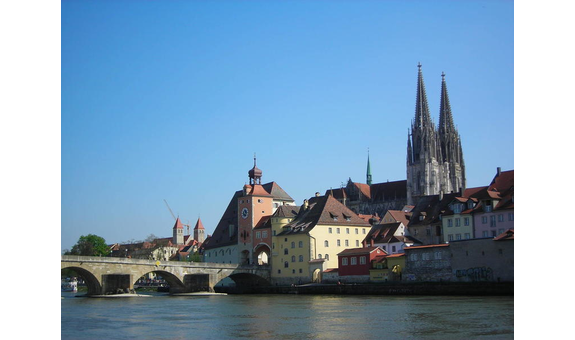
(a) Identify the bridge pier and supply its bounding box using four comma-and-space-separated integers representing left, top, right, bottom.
183, 274, 213, 293
102, 274, 133, 294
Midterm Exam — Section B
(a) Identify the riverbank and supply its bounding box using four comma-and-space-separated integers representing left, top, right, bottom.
215, 281, 514, 296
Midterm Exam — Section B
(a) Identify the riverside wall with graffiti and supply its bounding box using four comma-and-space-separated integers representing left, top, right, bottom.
404, 237, 514, 283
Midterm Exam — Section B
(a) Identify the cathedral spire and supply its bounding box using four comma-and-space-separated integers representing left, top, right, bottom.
438, 72, 456, 136
366, 148, 372, 186
414, 62, 433, 130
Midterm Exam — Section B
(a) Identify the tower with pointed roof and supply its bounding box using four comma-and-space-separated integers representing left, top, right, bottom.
407, 64, 465, 205
193, 217, 205, 244
366, 149, 372, 186
172, 217, 184, 245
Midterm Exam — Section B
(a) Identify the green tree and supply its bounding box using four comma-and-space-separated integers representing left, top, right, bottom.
68, 234, 110, 256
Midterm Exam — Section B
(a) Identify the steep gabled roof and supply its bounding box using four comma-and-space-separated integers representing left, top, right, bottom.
337, 246, 385, 257
272, 205, 300, 218
262, 182, 294, 201
370, 180, 408, 201
278, 195, 370, 235
202, 190, 242, 250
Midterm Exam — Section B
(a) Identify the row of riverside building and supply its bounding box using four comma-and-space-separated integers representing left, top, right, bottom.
200, 162, 513, 285
200, 64, 514, 286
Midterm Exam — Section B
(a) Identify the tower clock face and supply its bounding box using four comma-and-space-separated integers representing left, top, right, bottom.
241, 208, 249, 219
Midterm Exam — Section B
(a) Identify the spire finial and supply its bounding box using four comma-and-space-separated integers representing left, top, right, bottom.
418, 62, 422, 69
442, 71, 445, 79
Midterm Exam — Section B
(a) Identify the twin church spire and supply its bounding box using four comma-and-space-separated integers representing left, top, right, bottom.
407, 63, 466, 205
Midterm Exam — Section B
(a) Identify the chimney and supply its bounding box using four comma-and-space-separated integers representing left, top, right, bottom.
497, 167, 502, 176
370, 238, 374, 247
315, 192, 320, 197
302, 199, 309, 210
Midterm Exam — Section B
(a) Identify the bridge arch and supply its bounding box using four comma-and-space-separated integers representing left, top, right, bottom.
253, 243, 271, 265
61, 265, 101, 296
132, 269, 186, 292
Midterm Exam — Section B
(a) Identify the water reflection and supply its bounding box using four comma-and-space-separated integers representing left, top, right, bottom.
62, 293, 513, 340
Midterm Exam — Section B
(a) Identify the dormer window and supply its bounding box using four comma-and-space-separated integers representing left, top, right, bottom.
330, 212, 339, 221
484, 200, 493, 212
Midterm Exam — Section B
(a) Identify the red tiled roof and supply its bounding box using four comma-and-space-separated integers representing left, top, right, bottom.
173, 217, 184, 229
249, 184, 272, 197
337, 246, 383, 256
194, 218, 205, 230
494, 229, 514, 241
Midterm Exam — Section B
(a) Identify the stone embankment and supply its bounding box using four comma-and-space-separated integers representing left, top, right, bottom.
216, 282, 514, 296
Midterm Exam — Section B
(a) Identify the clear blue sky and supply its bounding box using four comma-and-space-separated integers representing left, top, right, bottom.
61, 0, 514, 251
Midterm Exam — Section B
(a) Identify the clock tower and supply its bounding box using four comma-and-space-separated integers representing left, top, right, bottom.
237, 155, 273, 264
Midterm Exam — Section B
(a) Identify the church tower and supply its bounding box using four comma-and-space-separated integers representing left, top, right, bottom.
407, 63, 442, 205
193, 217, 205, 244
172, 217, 184, 245
406, 64, 466, 205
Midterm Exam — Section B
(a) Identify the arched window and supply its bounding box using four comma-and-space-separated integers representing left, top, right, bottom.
299, 255, 304, 262
291, 241, 295, 248
284, 261, 289, 268
325, 254, 330, 260
291, 255, 296, 262
318, 254, 322, 259
324, 240, 329, 247
284, 248, 288, 255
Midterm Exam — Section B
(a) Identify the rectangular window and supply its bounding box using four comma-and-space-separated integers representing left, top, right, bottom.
356, 240, 360, 247
363, 229, 366, 234
342, 258, 348, 266
455, 218, 460, 227
262, 231, 267, 238
490, 215, 497, 227
337, 240, 341, 247
456, 234, 461, 240
448, 234, 454, 241
299, 255, 304, 262
498, 214, 504, 222
434, 252, 442, 260
448, 219, 453, 227
392, 246, 396, 253
345, 240, 349, 247
346, 228, 350, 234
337, 228, 340, 234
491, 230, 497, 237
299, 268, 303, 273
465, 233, 471, 239
464, 217, 470, 226
508, 213, 514, 221
483, 231, 489, 237
256, 231, 261, 239
355, 228, 359, 234
298, 241, 303, 248
360, 256, 366, 265
351, 257, 357, 265
329, 227, 333, 234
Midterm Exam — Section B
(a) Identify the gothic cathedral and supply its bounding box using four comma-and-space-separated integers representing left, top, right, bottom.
406, 63, 465, 205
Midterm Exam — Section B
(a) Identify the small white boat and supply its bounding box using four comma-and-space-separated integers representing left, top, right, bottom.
61, 278, 78, 292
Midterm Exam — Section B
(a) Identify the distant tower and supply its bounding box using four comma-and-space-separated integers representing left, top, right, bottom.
366, 149, 372, 186
193, 217, 206, 244
172, 217, 184, 245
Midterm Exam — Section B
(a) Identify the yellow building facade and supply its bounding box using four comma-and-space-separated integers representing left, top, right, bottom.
270, 194, 372, 285
369, 253, 405, 282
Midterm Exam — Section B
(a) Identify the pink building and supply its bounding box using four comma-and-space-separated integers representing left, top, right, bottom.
471, 168, 514, 238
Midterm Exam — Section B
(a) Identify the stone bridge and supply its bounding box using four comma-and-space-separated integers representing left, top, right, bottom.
61, 255, 271, 295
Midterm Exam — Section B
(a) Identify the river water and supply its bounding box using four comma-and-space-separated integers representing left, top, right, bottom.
61, 291, 513, 339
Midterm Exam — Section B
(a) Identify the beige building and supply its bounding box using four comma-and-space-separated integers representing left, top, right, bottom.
271, 193, 372, 285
